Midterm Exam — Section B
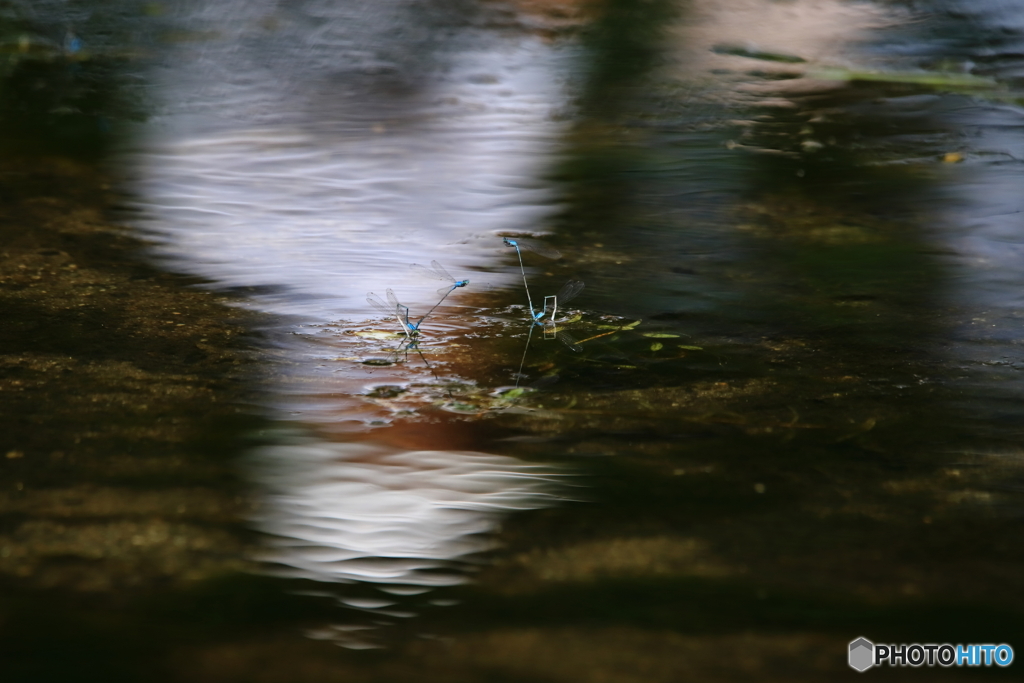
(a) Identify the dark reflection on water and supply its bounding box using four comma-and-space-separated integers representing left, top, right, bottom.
6, 0, 1024, 679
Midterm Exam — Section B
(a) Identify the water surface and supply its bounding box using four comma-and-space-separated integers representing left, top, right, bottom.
4, 0, 1024, 679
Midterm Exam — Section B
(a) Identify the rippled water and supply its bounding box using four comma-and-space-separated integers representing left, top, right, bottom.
121, 0, 585, 639
8, 0, 1024, 678
129, 0, 1024, 644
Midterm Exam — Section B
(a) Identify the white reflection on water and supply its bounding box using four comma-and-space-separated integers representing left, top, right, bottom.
129, 22, 573, 321
251, 439, 559, 587
123, 0, 576, 626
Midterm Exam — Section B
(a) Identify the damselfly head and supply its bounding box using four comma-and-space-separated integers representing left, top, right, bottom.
500, 236, 562, 260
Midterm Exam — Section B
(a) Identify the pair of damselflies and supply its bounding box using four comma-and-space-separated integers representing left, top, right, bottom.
504, 237, 585, 390
503, 237, 585, 352
366, 260, 469, 340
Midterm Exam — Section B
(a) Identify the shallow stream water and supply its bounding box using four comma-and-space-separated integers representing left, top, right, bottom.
5, 0, 1024, 680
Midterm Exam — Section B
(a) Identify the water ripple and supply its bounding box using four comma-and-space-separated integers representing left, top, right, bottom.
251, 439, 561, 587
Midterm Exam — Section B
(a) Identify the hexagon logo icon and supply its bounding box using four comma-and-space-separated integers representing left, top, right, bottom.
849, 637, 874, 672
